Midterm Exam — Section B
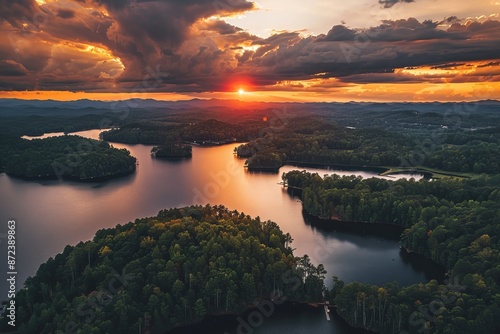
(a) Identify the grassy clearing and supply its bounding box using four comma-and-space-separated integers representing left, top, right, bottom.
380, 166, 477, 179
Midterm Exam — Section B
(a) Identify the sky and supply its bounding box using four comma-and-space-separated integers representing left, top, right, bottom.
0, 0, 499, 102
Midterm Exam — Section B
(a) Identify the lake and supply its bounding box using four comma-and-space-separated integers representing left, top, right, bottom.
1, 129, 441, 333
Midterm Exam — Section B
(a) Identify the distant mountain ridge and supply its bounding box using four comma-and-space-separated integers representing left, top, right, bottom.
0, 98, 499, 118
1, 98, 499, 109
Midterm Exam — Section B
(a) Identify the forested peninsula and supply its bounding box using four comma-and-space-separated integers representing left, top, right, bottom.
283, 171, 500, 333
236, 117, 500, 176
0, 135, 136, 181
101, 119, 261, 145
11, 205, 327, 334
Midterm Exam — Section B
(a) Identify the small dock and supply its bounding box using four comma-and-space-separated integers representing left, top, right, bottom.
319, 297, 331, 321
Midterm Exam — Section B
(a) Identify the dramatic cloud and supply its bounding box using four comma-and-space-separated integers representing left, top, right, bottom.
321, 25, 357, 41
198, 19, 243, 35
378, 0, 415, 9
0, 0, 257, 91
232, 18, 500, 87
0, 60, 29, 76
0, 0, 39, 27
57, 9, 75, 19
0, 0, 499, 94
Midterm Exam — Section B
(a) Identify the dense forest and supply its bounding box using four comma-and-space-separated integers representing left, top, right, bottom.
2, 100, 499, 177
0, 114, 124, 138
101, 118, 265, 145
7, 205, 327, 334
151, 143, 192, 159
283, 171, 500, 333
237, 117, 500, 175
0, 135, 136, 180
2, 100, 500, 333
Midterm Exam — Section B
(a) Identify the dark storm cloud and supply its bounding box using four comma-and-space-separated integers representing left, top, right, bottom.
236, 50, 253, 64
57, 9, 76, 19
95, 0, 253, 47
478, 61, 500, 68
0, 60, 29, 76
320, 25, 357, 41
318, 19, 463, 43
338, 72, 419, 83
0, 0, 257, 90
226, 17, 500, 89
199, 20, 243, 35
0, 24, 52, 73
378, 0, 415, 8
91, 0, 256, 82
430, 63, 466, 70
440, 16, 460, 24
252, 31, 301, 45
95, 0, 254, 12
362, 18, 464, 41
0, 0, 38, 28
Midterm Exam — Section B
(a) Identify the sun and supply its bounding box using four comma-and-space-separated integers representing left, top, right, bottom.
238, 88, 245, 95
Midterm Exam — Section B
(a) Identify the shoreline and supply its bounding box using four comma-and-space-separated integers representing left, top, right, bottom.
152, 156, 192, 160
302, 210, 447, 281
246, 160, 433, 178
243, 157, 475, 179
166, 300, 375, 334
302, 209, 406, 239
329, 304, 378, 334
302, 211, 448, 333
3, 168, 136, 183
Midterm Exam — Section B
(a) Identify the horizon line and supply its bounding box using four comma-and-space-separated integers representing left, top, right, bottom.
1, 97, 499, 104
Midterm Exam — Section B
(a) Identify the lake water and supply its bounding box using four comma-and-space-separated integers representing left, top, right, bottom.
1, 129, 440, 333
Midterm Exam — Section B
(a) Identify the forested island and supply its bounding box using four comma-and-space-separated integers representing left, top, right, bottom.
151, 143, 192, 159
283, 171, 500, 333
9, 205, 327, 334
0, 135, 136, 181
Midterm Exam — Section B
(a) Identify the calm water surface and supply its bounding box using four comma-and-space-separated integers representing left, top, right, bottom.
1, 130, 440, 333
